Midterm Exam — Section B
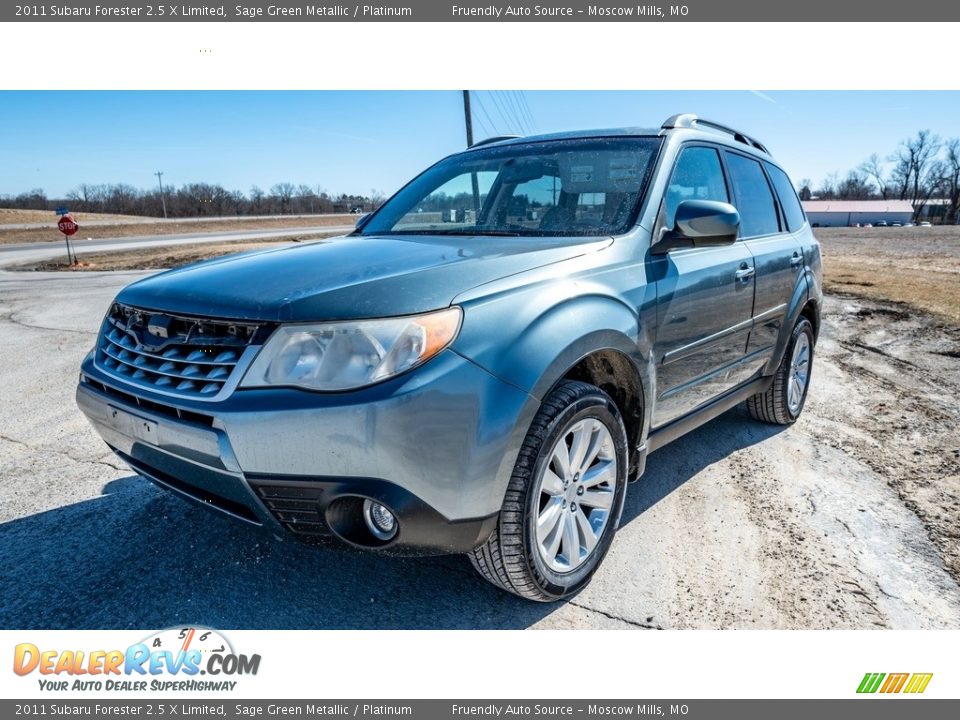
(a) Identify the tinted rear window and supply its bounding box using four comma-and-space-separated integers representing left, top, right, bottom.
725, 153, 780, 238
766, 162, 807, 232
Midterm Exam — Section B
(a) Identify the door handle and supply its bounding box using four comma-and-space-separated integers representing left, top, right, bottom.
735, 264, 755, 281
790, 252, 803, 267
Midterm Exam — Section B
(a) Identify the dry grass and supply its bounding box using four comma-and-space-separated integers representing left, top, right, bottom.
816, 226, 960, 324
0, 214, 353, 245
20, 233, 339, 272
0, 208, 145, 225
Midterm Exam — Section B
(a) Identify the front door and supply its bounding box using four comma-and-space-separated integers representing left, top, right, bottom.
650, 145, 757, 427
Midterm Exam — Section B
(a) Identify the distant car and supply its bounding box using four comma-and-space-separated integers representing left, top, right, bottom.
875, 221, 888, 227
891, 222, 902, 227
919, 221, 932, 227
862, 223, 873, 228
904, 223, 915, 227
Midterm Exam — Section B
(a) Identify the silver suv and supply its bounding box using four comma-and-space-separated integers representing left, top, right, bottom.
77, 114, 822, 601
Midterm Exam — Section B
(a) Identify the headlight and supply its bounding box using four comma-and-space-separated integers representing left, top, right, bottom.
240, 307, 462, 391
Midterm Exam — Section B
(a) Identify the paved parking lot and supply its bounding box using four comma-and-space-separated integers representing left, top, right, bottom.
2, 261, 959, 629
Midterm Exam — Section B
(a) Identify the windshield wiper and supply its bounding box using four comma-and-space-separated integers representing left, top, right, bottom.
433, 229, 523, 237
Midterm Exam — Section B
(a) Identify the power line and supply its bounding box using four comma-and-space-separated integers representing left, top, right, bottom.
473, 111, 494, 140
504, 90, 532, 135
516, 91, 538, 133
488, 91, 522, 134
496, 90, 526, 133
505, 91, 530, 134
472, 92, 500, 137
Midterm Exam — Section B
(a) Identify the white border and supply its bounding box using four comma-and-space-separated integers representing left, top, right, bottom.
1, 17, 959, 703
1, 629, 957, 699
0, 22, 957, 90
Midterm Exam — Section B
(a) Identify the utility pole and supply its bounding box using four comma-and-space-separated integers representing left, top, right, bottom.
154, 171, 168, 219
462, 90, 474, 147
462, 91, 480, 218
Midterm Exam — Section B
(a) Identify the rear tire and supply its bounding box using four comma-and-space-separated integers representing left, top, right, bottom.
746, 317, 815, 425
469, 380, 629, 602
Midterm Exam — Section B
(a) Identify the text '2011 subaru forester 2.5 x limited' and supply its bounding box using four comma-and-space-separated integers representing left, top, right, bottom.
77, 114, 822, 601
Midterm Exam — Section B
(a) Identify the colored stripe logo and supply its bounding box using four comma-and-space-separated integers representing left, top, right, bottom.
857, 672, 933, 694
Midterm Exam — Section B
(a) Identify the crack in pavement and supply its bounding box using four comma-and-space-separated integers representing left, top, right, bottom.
0, 433, 125, 472
2, 311, 97, 336
568, 601, 663, 630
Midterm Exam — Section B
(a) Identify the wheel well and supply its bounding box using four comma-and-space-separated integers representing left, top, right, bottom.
800, 299, 820, 340
561, 350, 644, 476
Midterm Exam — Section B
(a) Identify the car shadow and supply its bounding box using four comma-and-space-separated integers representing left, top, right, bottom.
0, 408, 786, 630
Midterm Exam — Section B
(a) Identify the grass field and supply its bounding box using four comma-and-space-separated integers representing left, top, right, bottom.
21, 232, 341, 272
0, 208, 146, 225
815, 226, 960, 324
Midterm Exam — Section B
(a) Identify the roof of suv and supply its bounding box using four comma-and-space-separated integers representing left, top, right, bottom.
466, 113, 773, 159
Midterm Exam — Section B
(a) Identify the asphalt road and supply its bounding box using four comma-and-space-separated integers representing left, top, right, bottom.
1, 256, 959, 629
0, 213, 355, 231
0, 224, 355, 267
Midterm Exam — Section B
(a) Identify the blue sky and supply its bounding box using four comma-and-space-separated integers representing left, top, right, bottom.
1, 91, 958, 198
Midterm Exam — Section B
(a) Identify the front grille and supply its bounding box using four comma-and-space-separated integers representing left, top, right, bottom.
83, 377, 215, 427
249, 482, 330, 538
96, 303, 266, 400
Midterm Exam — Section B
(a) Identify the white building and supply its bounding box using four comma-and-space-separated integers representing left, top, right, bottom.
801, 200, 915, 227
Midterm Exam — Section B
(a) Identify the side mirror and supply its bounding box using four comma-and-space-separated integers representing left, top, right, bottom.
652, 200, 740, 254
354, 213, 371, 230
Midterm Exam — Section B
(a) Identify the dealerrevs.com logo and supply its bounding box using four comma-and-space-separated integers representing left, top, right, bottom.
857, 673, 933, 694
13, 627, 260, 692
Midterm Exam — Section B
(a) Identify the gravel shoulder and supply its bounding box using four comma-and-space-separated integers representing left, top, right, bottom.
0, 265, 958, 629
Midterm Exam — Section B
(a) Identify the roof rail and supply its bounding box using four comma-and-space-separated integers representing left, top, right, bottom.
470, 135, 523, 148
661, 113, 771, 155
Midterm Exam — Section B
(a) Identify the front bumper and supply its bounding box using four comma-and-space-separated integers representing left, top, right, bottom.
77, 349, 536, 555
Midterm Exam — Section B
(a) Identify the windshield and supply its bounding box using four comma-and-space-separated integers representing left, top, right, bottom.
358, 137, 661, 238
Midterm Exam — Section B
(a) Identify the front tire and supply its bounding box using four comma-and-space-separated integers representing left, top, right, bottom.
746, 316, 815, 425
469, 380, 629, 601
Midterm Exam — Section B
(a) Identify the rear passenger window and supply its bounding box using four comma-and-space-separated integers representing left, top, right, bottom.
766, 163, 807, 232
725, 153, 780, 238
663, 146, 729, 229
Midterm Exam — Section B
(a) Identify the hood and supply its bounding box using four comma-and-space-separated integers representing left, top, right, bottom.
116, 235, 612, 322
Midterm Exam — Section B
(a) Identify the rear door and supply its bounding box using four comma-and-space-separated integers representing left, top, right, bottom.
723, 152, 806, 364
650, 145, 757, 427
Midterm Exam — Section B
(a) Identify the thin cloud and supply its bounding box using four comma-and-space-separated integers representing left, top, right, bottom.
749, 90, 778, 105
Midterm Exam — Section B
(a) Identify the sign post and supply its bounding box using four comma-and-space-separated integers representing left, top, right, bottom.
56, 212, 79, 265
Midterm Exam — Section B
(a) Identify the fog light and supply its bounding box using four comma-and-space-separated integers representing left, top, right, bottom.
362, 499, 397, 541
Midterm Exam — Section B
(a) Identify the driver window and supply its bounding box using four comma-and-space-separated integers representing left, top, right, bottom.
394, 171, 497, 231
663, 146, 729, 229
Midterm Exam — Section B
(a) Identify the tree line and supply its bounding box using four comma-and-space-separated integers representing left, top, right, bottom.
797, 130, 960, 224
0, 182, 387, 218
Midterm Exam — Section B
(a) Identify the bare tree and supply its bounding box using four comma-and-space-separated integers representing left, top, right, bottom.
941, 139, 960, 225
271, 183, 296, 214
815, 172, 839, 200
836, 170, 874, 200
297, 184, 317, 214
892, 130, 942, 219
249, 185, 265, 215
859, 154, 890, 200
229, 190, 245, 216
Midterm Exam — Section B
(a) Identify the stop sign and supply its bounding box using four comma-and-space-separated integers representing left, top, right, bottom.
58, 214, 79, 236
